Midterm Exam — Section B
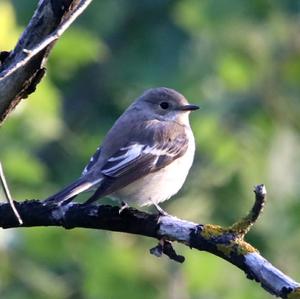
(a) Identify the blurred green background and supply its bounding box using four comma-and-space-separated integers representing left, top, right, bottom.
1, 0, 300, 298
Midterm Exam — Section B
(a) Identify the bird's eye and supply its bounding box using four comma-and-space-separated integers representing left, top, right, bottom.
160, 102, 169, 109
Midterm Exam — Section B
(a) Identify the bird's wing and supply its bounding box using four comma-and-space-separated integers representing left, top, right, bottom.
102, 136, 187, 178
94, 125, 189, 196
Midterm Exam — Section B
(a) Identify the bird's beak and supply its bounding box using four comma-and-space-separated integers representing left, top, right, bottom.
178, 104, 200, 111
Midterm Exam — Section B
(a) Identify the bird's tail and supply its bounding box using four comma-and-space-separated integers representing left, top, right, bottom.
44, 177, 99, 205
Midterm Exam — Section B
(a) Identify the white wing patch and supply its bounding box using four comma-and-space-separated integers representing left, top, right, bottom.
143, 145, 178, 156
103, 144, 145, 174
101, 142, 181, 177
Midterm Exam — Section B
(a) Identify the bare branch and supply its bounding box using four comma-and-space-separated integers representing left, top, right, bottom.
0, 0, 92, 123
0, 185, 299, 298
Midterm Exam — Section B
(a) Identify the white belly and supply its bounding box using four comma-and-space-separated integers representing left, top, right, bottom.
113, 129, 195, 206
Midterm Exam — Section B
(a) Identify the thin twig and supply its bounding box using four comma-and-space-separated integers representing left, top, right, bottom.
150, 239, 185, 263
0, 162, 23, 225
229, 184, 267, 236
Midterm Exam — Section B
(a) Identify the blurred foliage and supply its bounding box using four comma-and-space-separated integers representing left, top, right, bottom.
1, 0, 300, 298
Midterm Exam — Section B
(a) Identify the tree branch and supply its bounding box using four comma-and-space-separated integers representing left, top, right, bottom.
1, 185, 299, 298
1, 2, 299, 298
0, 0, 92, 123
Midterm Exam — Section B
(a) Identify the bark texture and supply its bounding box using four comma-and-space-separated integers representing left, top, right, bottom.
0, 0, 92, 123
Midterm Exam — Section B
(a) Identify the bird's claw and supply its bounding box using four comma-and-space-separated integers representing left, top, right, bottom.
119, 201, 129, 214
153, 203, 169, 216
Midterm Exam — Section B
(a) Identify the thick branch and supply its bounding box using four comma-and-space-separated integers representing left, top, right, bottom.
0, 186, 299, 298
0, 0, 92, 123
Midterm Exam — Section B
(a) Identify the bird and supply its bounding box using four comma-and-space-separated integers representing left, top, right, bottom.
45, 87, 199, 212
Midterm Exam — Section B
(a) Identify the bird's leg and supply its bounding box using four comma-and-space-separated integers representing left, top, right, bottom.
152, 202, 168, 216
118, 201, 129, 214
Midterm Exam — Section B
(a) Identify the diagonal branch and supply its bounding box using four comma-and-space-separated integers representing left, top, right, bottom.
0, 185, 299, 298
0, 0, 92, 123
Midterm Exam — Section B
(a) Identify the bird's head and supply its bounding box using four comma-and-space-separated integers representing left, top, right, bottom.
134, 87, 199, 125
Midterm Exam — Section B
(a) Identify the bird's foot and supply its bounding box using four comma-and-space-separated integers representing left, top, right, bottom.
153, 202, 168, 216
119, 201, 129, 214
